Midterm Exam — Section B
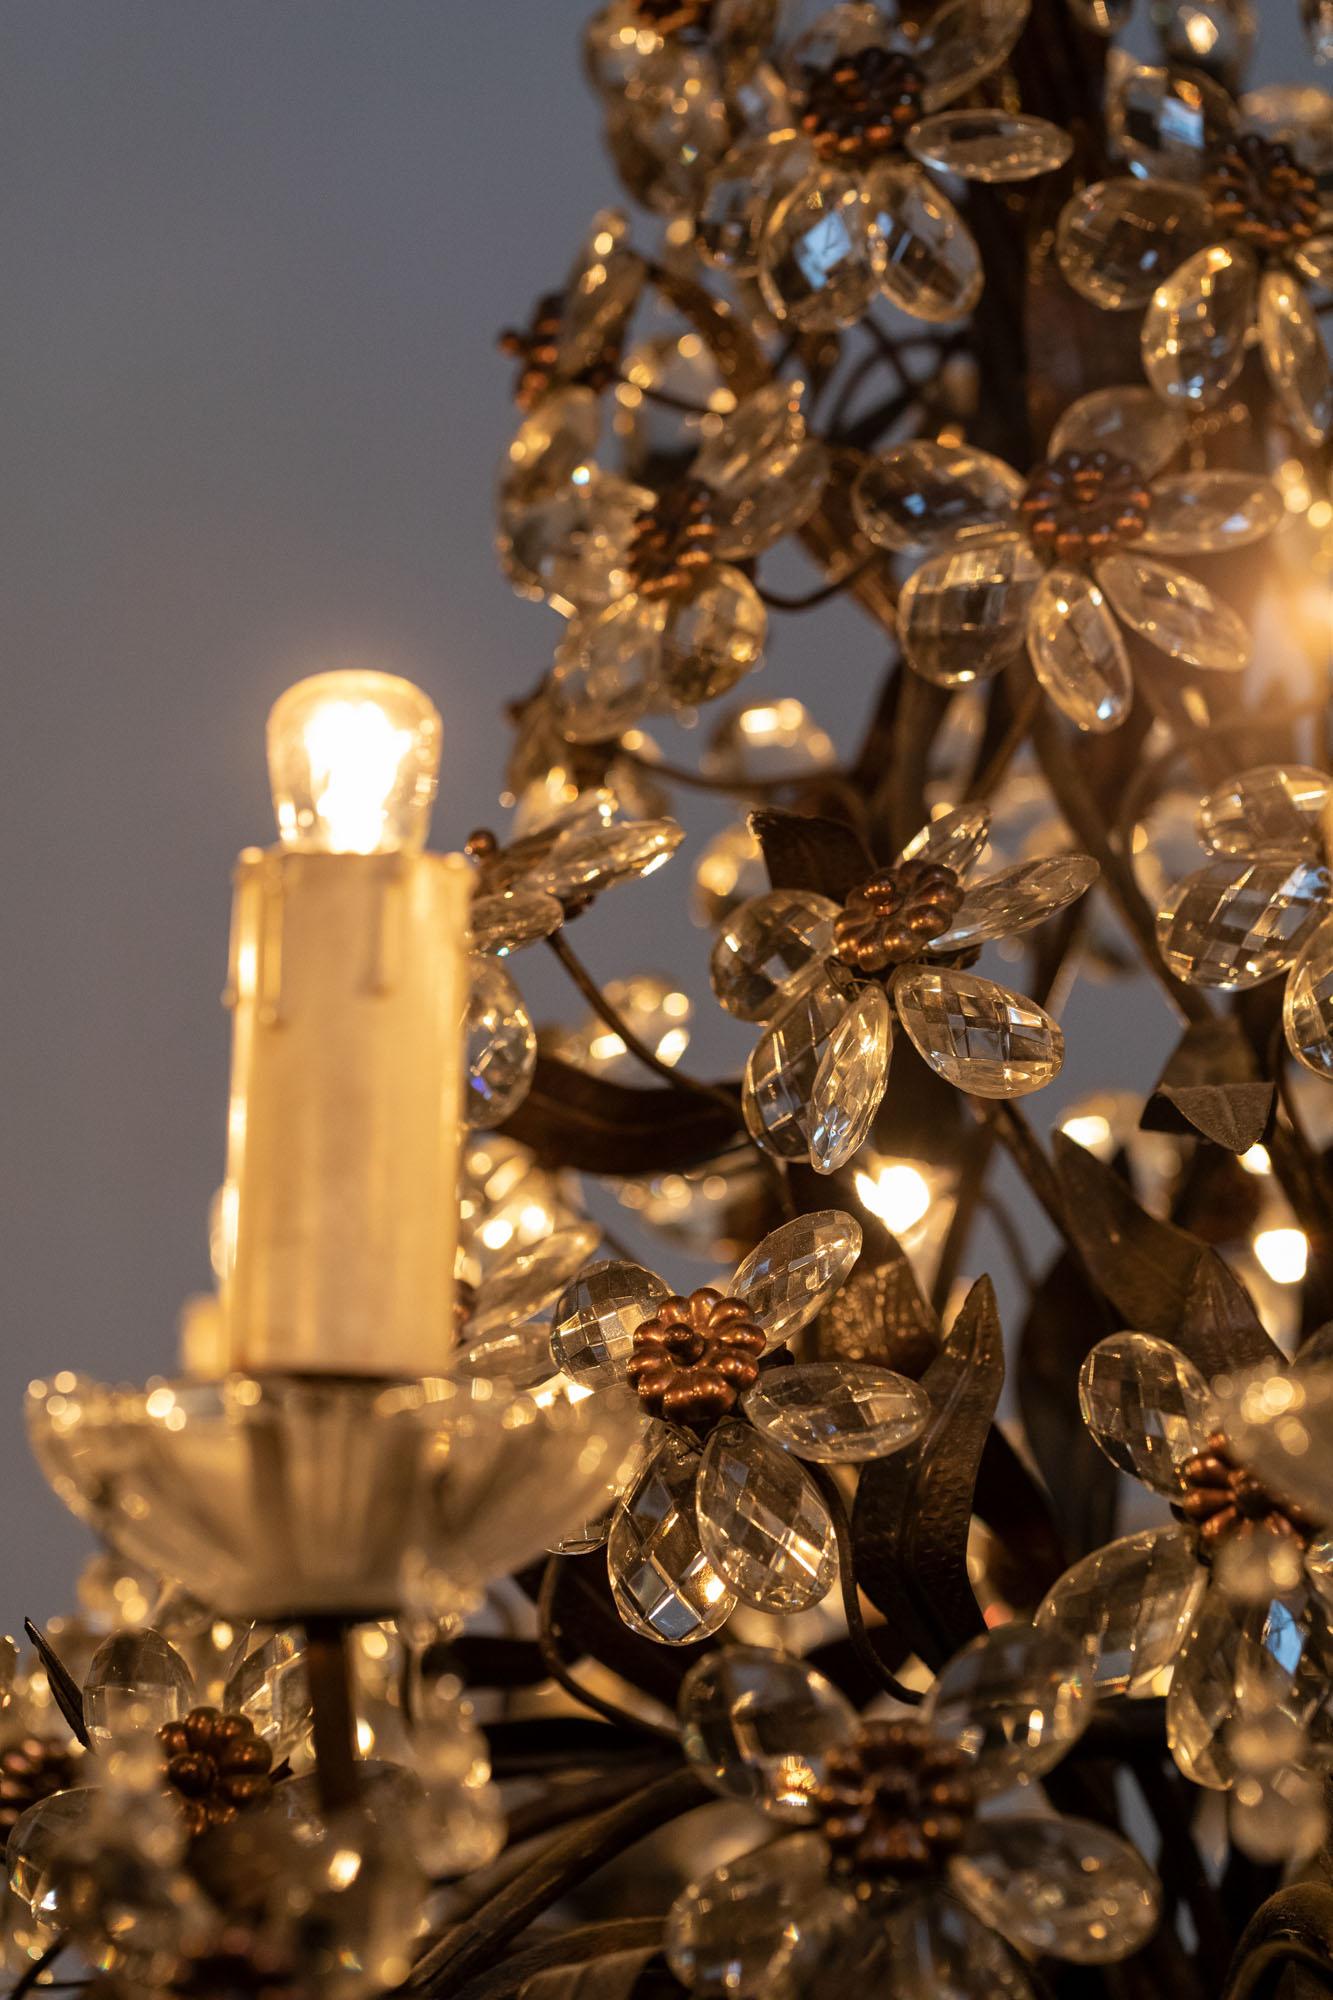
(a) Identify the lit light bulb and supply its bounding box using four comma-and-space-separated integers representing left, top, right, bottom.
854, 1161, 933, 1235
1254, 1228, 1309, 1286
267, 670, 442, 854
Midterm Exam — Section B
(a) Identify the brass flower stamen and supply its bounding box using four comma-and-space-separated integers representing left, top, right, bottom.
797, 46, 924, 165
0, 1737, 78, 1841
1020, 450, 1152, 564
813, 1720, 976, 1882
627, 1287, 766, 1427
1203, 135, 1321, 254
832, 860, 963, 974
1178, 1429, 1316, 1549
627, 478, 720, 597
160, 1706, 274, 1838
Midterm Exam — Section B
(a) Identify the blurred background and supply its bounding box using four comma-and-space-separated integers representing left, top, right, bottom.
0, 2, 1313, 1622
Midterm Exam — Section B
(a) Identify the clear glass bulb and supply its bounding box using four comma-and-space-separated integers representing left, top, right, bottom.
267, 670, 442, 854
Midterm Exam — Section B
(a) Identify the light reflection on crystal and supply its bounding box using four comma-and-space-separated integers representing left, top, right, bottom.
1079, 1333, 1216, 1493
1157, 855, 1330, 988
1036, 1525, 1207, 1696
893, 966, 1064, 1098
1095, 555, 1251, 671
742, 1362, 929, 1463
678, 1647, 857, 1815
949, 1815, 1159, 1963
730, 1210, 864, 1347
607, 1430, 736, 1645
1027, 567, 1132, 732
899, 540, 1043, 686
809, 984, 892, 1174
696, 1422, 838, 1614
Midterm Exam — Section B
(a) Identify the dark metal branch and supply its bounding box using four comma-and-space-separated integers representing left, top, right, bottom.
804, 1461, 925, 1707
536, 1556, 680, 1746
303, 1617, 361, 1813
757, 552, 877, 611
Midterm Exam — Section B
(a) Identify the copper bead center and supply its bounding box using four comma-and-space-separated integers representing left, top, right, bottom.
832, 859, 963, 974
627, 1287, 765, 1427
1178, 1429, 1315, 1550
1020, 449, 1151, 564
798, 47, 924, 164
628, 478, 720, 597
814, 1721, 976, 1882
160, 1706, 275, 1837
1203, 135, 1320, 254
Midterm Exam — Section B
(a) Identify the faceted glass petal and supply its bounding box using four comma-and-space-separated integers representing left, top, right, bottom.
549, 1258, 672, 1387
224, 1630, 312, 1759
465, 957, 537, 1129
1156, 855, 1330, 988
928, 854, 1099, 951
696, 131, 816, 271
893, 966, 1064, 1098
607, 1430, 736, 1644
1220, 1363, 1333, 1522
470, 1224, 602, 1340
696, 1421, 838, 1613
907, 109, 1071, 182
1027, 567, 1133, 733
730, 1208, 864, 1347
866, 164, 984, 324
678, 1648, 858, 1814
925, 1624, 1095, 1791
695, 383, 823, 500
899, 539, 1043, 686
537, 816, 684, 902
1057, 176, 1210, 309
1259, 267, 1333, 445
900, 802, 992, 879
1078, 1333, 1216, 1494
1107, 56, 1237, 177
1142, 471, 1284, 554
1285, 914, 1333, 1078
878, 1891, 1036, 2000
84, 1629, 193, 1750
950, 1816, 1159, 1964
1048, 384, 1187, 477
1036, 1525, 1207, 1697
809, 983, 892, 1173
852, 442, 1022, 557
1197, 765, 1330, 855
758, 165, 879, 330
710, 890, 841, 1022
743, 1361, 929, 1462
469, 888, 565, 957
913, 0, 1031, 108
658, 563, 766, 709
1166, 1583, 1246, 1787
551, 594, 666, 743
743, 962, 861, 1159
1142, 243, 1257, 407
454, 1322, 561, 1389
665, 1833, 833, 1995
1095, 554, 1251, 671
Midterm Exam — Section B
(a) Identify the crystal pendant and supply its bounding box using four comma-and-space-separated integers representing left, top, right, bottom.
900, 802, 991, 877
678, 1647, 857, 1814
696, 1421, 838, 1613
8, 1789, 97, 1916
929, 854, 1099, 951
1048, 384, 1187, 477
710, 890, 840, 1022
1259, 267, 1333, 445
950, 1816, 1159, 1964
665, 1833, 834, 1995
607, 1430, 736, 1644
925, 1624, 1095, 1792
1166, 1584, 1249, 1787
539, 816, 684, 902
899, 540, 1042, 686
743, 1362, 929, 1462
729, 1210, 864, 1347
696, 386, 828, 537
464, 957, 537, 1129
1057, 176, 1210, 309
1078, 1333, 1216, 1493
1285, 914, 1333, 1078
914, 0, 1031, 107
548, 1259, 672, 1387
550, 594, 667, 743
743, 963, 860, 1159
758, 166, 878, 330
83, 1629, 193, 1750
1142, 471, 1283, 554
893, 966, 1063, 1098
1036, 1525, 1207, 1696
1095, 555, 1251, 671
1221, 1361, 1333, 1522
907, 110, 1071, 182
809, 984, 892, 1173
469, 1225, 601, 1338
225, 1629, 313, 1759
1141, 243, 1257, 406
1027, 567, 1132, 732
1197, 765, 1330, 854
852, 443, 1021, 557
659, 564, 766, 708
696, 133, 814, 271
865, 165, 984, 324
879, 1891, 1037, 2000
454, 1322, 558, 1389
469, 888, 564, 957
1108, 56, 1237, 176
1156, 855, 1329, 988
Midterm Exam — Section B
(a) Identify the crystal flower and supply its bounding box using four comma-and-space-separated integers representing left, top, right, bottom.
547, 1210, 937, 1637
855, 385, 1279, 727
713, 805, 1094, 1171
1154, 763, 1333, 1075
498, 209, 643, 412
1056, 61, 1333, 442
666, 1627, 1159, 1993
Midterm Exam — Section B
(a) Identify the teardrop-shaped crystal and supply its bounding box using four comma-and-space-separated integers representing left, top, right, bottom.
83, 1630, 193, 1750
893, 966, 1064, 1098
696, 1422, 838, 1614
224, 1629, 313, 1759
1259, 267, 1333, 445
470, 1224, 602, 1339
852, 443, 1021, 557
877, 1892, 1037, 1998
1157, 855, 1330, 988
743, 962, 861, 1160
549, 1258, 672, 1386
678, 1648, 857, 1814
1197, 765, 1330, 855
465, 956, 537, 1129
866, 164, 983, 324
1221, 1365, 1333, 1523
454, 1322, 561, 1389
1048, 385, 1187, 477
469, 888, 565, 957
1027, 567, 1132, 732
809, 984, 892, 1173
1036, 1525, 1207, 1697
659, 564, 767, 709
1166, 1583, 1247, 1787
1096, 555, 1251, 671
758, 166, 879, 330
607, 1430, 736, 1644
900, 803, 992, 878
1057, 176, 1210, 309
696, 386, 827, 526
1079, 1333, 1216, 1494
743, 1362, 929, 1463
927, 1623, 1094, 1792
665, 1833, 834, 1995
928, 855, 1099, 952
555, 213, 643, 380
7, 1788, 97, 1916
950, 1816, 1159, 1964
1285, 914, 1333, 1078
551, 594, 666, 743
538, 814, 684, 903
913, 0, 1031, 107
729, 1210, 864, 1347
1108, 56, 1237, 176
899, 540, 1042, 686
1142, 470, 1284, 554
1142, 243, 1257, 406
907, 109, 1071, 182
696, 132, 815, 271
710, 890, 840, 1022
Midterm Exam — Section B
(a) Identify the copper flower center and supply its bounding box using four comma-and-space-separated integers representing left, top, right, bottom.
1203, 135, 1320, 254
627, 478, 720, 597
499, 287, 626, 412
814, 1721, 976, 1882
0, 1737, 78, 1841
627, 1287, 766, 1427
1019, 450, 1152, 564
832, 860, 963, 974
798, 47, 924, 164
160, 1706, 274, 1838
1178, 1429, 1316, 1549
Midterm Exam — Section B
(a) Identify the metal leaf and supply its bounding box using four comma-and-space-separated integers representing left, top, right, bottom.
1015, 1252, 1118, 1562
24, 1616, 89, 1748
749, 807, 875, 905
812, 1237, 940, 1379
1142, 1017, 1275, 1153
499, 1056, 741, 1175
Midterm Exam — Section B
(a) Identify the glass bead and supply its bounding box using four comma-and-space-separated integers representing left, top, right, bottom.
1057, 176, 1210, 310
809, 983, 892, 1173
1036, 1525, 1206, 1697
927, 1623, 1095, 1792
1048, 384, 1187, 477
607, 1430, 736, 1645
1197, 765, 1330, 855
907, 110, 1071, 182
899, 539, 1042, 686
1142, 471, 1283, 555
664, 1832, 833, 1996
1157, 855, 1329, 988
1141, 243, 1257, 407
536, 815, 684, 902
1259, 267, 1333, 445
548, 1259, 671, 1387
866, 165, 983, 324
468, 889, 564, 958
1095, 555, 1251, 671
678, 1647, 857, 1814
852, 442, 1021, 557
1027, 567, 1132, 732
742, 963, 861, 1159
82, 1629, 193, 1751
224, 1628, 313, 1761
550, 594, 667, 743
464, 957, 536, 1129
949, 1815, 1159, 1964
1286, 915, 1333, 1078
758, 166, 879, 330
900, 803, 991, 877
929, 854, 1099, 952
1107, 55, 1237, 176
710, 890, 840, 1022
913, 0, 1030, 108
1079, 1334, 1216, 1493
658, 564, 767, 708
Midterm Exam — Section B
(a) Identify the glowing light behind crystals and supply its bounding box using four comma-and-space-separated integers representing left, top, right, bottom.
1253, 1227, 1309, 1285
854, 1161, 933, 1235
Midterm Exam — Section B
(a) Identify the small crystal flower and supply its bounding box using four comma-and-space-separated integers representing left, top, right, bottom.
713, 804, 1095, 1173
499, 209, 643, 411
854, 384, 1282, 729
547, 1210, 936, 1638
1056, 61, 1333, 442
666, 1626, 1159, 1991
